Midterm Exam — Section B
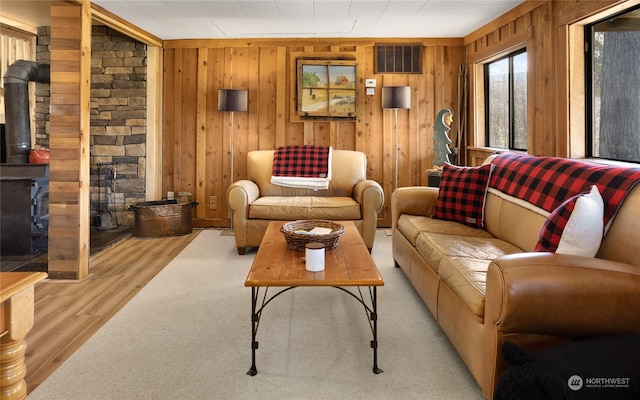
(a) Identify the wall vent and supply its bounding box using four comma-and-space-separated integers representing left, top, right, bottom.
375, 44, 422, 74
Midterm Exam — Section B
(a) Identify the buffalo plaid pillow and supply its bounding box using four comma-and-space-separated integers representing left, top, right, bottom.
535, 185, 603, 254
432, 163, 493, 228
272, 145, 331, 178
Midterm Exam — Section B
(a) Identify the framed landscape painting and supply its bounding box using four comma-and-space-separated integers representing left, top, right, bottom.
297, 59, 357, 118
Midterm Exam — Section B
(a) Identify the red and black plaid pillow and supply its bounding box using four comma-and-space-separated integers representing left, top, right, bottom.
535, 186, 598, 253
432, 163, 493, 228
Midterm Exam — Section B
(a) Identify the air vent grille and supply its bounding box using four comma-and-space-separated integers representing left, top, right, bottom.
375, 44, 422, 74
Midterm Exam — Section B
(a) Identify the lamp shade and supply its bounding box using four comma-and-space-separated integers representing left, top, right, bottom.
381, 86, 411, 109
218, 89, 247, 112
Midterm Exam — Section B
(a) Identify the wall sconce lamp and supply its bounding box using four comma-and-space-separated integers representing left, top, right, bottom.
218, 89, 248, 185
382, 86, 411, 190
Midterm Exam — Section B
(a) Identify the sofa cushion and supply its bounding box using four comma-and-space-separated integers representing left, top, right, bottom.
419, 233, 522, 318
397, 214, 494, 247
433, 163, 493, 228
535, 185, 604, 256
484, 189, 549, 252
249, 196, 361, 220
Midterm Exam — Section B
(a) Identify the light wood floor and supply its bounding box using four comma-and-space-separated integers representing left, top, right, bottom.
24, 229, 201, 395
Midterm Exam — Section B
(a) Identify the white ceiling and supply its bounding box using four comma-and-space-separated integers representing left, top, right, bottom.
1, 1, 526, 40
0, 1, 51, 33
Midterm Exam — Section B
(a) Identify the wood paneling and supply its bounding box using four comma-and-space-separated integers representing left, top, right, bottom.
462, 0, 637, 161
163, 39, 464, 227
36, 0, 640, 281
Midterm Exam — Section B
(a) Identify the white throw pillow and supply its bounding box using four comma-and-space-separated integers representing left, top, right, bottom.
556, 185, 604, 257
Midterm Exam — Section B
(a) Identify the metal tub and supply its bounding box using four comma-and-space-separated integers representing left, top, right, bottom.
131, 200, 194, 238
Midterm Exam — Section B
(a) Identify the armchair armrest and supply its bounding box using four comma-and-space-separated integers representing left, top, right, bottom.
227, 180, 260, 255
354, 180, 384, 250
353, 180, 384, 213
227, 180, 260, 212
391, 186, 439, 228
486, 252, 640, 337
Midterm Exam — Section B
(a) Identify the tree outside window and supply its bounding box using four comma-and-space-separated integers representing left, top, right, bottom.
588, 6, 640, 163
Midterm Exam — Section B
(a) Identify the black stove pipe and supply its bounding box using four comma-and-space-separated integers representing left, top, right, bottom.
3, 60, 50, 164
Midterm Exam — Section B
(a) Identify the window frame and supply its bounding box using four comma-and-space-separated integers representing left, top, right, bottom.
483, 48, 528, 151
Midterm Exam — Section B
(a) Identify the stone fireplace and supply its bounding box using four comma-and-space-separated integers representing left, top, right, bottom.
36, 25, 147, 226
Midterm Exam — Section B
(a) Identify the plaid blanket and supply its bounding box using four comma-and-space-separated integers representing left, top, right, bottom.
489, 153, 640, 232
271, 145, 332, 189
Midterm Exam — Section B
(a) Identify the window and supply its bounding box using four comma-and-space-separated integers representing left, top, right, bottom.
484, 50, 528, 150
375, 44, 422, 73
586, 5, 640, 163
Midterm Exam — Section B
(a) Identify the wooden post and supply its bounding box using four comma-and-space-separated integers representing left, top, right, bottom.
47, 0, 92, 280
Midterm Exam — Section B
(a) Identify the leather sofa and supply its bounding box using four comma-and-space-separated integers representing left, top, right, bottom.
227, 149, 384, 255
391, 154, 640, 399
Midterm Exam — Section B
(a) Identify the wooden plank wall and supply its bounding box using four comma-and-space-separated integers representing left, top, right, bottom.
462, 0, 635, 163
48, 0, 91, 280
464, 1, 551, 158
162, 39, 464, 227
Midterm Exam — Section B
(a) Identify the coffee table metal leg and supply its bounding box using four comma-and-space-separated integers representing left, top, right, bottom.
336, 285, 383, 374
371, 286, 383, 374
247, 285, 381, 375
248, 287, 258, 376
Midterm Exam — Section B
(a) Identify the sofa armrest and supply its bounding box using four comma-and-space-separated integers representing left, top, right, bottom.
485, 252, 640, 336
390, 186, 439, 228
354, 180, 384, 249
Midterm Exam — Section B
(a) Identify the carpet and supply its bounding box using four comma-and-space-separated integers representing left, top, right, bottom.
28, 229, 483, 400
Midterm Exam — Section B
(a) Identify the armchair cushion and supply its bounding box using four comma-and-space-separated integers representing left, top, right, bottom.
249, 196, 360, 220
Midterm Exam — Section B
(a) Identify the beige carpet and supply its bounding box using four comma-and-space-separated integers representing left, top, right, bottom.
28, 229, 483, 400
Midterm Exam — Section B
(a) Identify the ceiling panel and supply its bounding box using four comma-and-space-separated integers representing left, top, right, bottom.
0, 0, 527, 40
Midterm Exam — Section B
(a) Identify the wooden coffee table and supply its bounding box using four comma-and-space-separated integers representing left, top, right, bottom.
244, 220, 384, 376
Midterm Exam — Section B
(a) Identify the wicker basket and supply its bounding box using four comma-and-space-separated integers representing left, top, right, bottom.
281, 220, 344, 251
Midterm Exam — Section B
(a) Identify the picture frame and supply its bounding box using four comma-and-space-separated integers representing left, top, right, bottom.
296, 59, 357, 118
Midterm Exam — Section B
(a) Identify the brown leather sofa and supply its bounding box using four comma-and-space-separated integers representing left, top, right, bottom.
227, 149, 384, 255
391, 157, 640, 399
